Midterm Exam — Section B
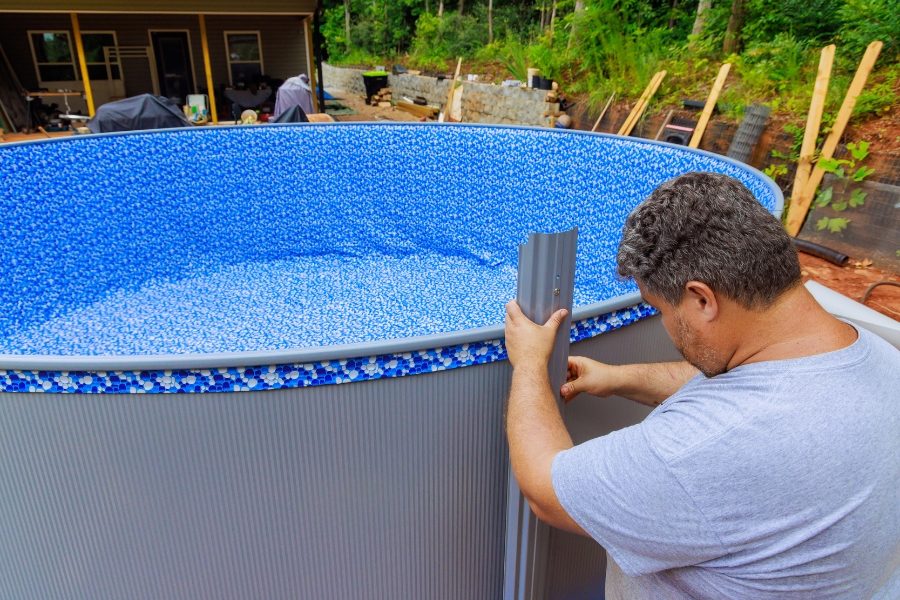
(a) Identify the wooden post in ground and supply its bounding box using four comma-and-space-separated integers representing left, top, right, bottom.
791, 44, 834, 197
617, 71, 666, 137
439, 57, 462, 123
689, 62, 731, 148
591, 93, 615, 133
784, 41, 883, 236
791, 45, 835, 199
198, 15, 219, 124
70, 13, 95, 116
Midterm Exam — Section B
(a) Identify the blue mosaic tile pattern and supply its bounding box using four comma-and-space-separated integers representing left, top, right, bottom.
0, 124, 778, 392
0, 303, 655, 394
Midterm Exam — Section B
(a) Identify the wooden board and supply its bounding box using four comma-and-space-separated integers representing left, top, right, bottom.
397, 101, 439, 118
617, 71, 666, 137
791, 45, 835, 200
785, 40, 883, 236
688, 62, 731, 148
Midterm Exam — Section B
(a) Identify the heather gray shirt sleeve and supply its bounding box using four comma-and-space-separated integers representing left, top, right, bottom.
552, 418, 727, 576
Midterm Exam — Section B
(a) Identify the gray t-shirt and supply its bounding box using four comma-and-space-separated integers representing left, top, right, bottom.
552, 326, 900, 599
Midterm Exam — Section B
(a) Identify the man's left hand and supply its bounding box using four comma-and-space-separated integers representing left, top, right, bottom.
504, 300, 568, 370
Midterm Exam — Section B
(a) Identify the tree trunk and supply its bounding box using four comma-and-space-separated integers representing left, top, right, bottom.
488, 0, 494, 43
425, 0, 430, 14
438, 0, 444, 16
549, 1, 558, 42
691, 0, 711, 37
343, 0, 352, 48
567, 0, 585, 50
723, 0, 745, 54
668, 0, 679, 29
458, 0, 464, 15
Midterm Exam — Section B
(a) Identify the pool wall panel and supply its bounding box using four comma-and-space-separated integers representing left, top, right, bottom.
0, 316, 677, 599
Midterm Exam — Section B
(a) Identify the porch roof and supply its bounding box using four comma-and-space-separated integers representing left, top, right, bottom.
0, 1, 316, 14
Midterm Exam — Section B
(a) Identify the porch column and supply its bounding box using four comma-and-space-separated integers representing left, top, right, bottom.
198, 14, 219, 123
70, 13, 95, 116
303, 17, 320, 113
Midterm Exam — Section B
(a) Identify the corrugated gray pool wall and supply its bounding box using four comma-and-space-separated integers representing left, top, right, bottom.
0, 318, 678, 599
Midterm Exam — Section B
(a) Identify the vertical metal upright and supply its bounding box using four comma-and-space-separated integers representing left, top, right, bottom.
504, 228, 579, 600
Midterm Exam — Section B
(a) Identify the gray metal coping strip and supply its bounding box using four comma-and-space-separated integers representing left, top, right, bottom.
0, 292, 641, 371
1, 122, 782, 372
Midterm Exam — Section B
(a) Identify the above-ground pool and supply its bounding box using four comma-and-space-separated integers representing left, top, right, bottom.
0, 124, 780, 599
1, 124, 778, 389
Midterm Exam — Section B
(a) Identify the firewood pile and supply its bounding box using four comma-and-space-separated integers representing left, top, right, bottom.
370, 87, 393, 107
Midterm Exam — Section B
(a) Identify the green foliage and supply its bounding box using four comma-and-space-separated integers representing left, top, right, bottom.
838, 0, 900, 60
319, 0, 897, 125
813, 141, 875, 235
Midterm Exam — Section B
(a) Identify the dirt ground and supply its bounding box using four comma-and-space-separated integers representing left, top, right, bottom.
4, 99, 898, 322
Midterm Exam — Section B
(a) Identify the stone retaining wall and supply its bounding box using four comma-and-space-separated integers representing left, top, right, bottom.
321, 63, 552, 127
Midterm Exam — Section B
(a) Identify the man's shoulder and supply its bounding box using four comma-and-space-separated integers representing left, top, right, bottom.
643, 372, 770, 463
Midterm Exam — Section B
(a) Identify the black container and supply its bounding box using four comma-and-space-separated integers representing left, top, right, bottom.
362, 73, 389, 103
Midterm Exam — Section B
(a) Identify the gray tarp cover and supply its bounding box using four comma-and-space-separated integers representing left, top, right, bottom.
273, 75, 314, 119
87, 94, 191, 133
272, 105, 309, 123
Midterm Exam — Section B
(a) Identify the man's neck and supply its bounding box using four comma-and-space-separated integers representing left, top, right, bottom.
725, 285, 858, 370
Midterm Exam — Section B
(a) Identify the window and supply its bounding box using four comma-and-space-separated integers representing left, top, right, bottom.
82, 32, 122, 81
225, 31, 263, 85
29, 31, 76, 82
28, 30, 122, 83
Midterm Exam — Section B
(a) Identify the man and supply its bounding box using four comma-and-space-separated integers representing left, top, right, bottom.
504, 172, 899, 599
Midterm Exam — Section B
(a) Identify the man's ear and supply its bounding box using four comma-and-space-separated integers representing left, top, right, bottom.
683, 281, 719, 322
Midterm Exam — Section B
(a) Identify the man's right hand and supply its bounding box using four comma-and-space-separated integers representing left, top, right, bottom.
561, 357, 622, 402
561, 358, 700, 407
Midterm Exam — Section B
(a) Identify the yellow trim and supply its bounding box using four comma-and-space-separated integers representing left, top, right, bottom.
70, 13, 95, 116
198, 15, 218, 124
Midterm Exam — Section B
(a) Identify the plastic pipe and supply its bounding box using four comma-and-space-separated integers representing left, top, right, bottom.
792, 238, 849, 266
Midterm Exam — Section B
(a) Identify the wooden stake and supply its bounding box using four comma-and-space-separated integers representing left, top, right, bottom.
654, 109, 675, 140
791, 45, 835, 199
439, 57, 462, 123
590, 93, 615, 132
618, 70, 666, 136
689, 62, 731, 148
784, 40, 883, 236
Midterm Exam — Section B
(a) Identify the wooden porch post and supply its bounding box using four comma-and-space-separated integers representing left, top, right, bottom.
70, 13, 95, 116
198, 14, 219, 123
303, 17, 320, 113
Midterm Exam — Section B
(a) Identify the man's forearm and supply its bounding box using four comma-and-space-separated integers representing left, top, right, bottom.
613, 361, 699, 406
506, 365, 586, 534
507, 365, 572, 490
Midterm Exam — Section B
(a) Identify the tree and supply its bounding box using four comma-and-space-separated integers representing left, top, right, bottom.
343, 0, 352, 49
458, 0, 465, 16
691, 0, 711, 37
438, 0, 444, 17
488, 0, 494, 43
723, 0, 745, 54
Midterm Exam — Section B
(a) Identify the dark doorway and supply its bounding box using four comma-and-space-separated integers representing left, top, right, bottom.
150, 31, 195, 105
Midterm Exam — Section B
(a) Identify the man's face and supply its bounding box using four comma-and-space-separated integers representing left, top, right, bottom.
640, 285, 729, 378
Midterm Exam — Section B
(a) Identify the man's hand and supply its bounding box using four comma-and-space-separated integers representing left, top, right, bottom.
504, 300, 568, 371
561, 356, 623, 402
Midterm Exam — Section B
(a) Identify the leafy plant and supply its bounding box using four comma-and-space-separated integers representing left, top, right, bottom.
813, 141, 874, 234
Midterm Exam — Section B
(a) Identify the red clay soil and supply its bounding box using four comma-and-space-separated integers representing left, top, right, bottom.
799, 253, 900, 320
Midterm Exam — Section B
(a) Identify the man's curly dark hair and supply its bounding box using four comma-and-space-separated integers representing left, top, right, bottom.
617, 172, 801, 308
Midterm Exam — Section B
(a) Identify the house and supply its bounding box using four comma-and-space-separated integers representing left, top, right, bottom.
0, 0, 320, 127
